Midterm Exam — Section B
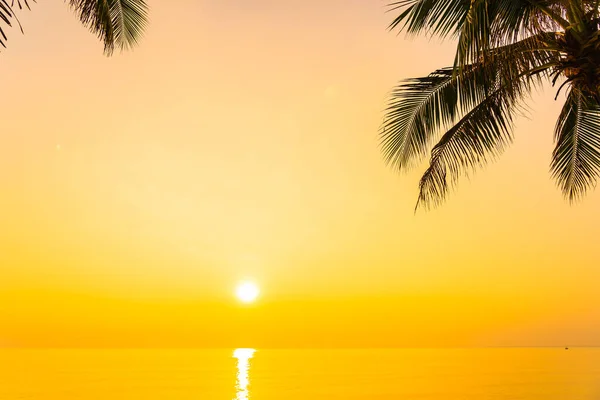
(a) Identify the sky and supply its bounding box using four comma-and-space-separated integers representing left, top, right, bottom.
1, 0, 600, 348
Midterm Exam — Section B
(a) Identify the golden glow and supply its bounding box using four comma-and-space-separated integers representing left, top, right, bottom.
233, 348, 255, 400
1, 1, 600, 349
235, 282, 260, 304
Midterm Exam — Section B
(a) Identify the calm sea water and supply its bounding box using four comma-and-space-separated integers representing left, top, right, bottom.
1, 348, 599, 399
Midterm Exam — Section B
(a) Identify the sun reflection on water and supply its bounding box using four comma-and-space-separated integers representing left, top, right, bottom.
233, 348, 255, 400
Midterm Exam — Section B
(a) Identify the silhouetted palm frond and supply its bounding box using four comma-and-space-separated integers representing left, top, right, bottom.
382, 1, 600, 209
0, 0, 148, 54
0, 0, 32, 49
382, 33, 558, 174
551, 89, 600, 201
416, 75, 526, 209
68, 0, 148, 55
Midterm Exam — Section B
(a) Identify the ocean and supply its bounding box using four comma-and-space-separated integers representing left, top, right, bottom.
1, 348, 599, 399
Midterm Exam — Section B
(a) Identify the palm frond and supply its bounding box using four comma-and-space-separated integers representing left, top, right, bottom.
381, 68, 457, 170
381, 34, 559, 172
110, 0, 148, 52
383, 1, 600, 208
454, 0, 492, 69
388, 0, 562, 69
415, 78, 527, 210
551, 89, 600, 201
454, 0, 562, 68
0, 0, 33, 49
491, 0, 544, 43
387, 0, 471, 38
68, 0, 148, 56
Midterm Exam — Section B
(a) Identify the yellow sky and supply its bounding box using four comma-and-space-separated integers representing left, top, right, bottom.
1, 0, 600, 348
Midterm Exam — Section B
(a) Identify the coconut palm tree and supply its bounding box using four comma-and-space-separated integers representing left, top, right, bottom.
381, 1, 600, 210
0, 0, 148, 55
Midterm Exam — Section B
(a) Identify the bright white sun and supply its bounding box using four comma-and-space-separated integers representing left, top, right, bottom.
235, 281, 260, 303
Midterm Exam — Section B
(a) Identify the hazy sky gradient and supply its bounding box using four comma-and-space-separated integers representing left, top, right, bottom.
1, 0, 600, 348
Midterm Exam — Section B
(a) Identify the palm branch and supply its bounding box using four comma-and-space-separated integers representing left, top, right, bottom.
0, 0, 31, 48
68, 0, 148, 55
551, 88, 600, 201
0, 0, 148, 55
382, 0, 600, 209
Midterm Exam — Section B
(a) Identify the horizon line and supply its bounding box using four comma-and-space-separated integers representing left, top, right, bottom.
0, 346, 593, 350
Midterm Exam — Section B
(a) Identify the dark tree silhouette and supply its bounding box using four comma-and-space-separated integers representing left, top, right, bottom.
381, 1, 600, 209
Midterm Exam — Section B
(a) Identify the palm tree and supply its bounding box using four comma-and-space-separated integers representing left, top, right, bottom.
381, 1, 600, 210
0, 0, 148, 55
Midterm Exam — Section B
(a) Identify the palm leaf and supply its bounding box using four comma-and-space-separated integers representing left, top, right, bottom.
416, 86, 521, 209
415, 58, 538, 209
453, 0, 562, 68
383, 1, 600, 208
381, 34, 558, 172
388, 1, 563, 69
551, 89, 600, 201
381, 68, 458, 170
68, 0, 148, 55
0, 0, 33, 49
110, 0, 148, 52
387, 0, 471, 38
453, 0, 492, 69
491, 0, 545, 43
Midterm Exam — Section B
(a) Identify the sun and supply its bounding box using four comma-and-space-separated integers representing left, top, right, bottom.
235, 281, 260, 303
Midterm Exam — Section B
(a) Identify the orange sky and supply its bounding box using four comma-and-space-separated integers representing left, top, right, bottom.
1, 0, 600, 348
